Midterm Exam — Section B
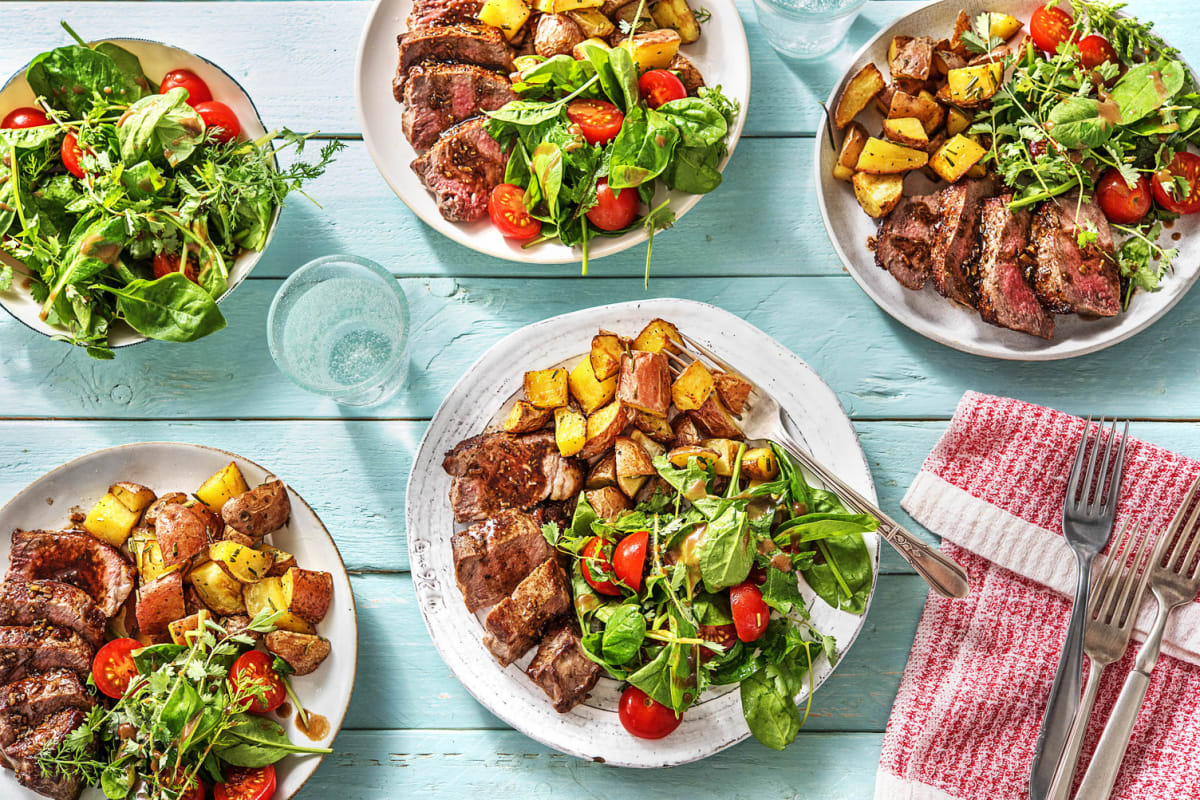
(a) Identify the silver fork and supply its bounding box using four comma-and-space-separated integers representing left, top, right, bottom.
1030, 417, 1129, 800
665, 333, 970, 599
1075, 474, 1200, 799
1045, 521, 1154, 800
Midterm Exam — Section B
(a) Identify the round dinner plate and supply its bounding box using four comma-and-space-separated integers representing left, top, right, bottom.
355, 0, 751, 264
0, 443, 357, 800
406, 298, 880, 767
815, 0, 1200, 360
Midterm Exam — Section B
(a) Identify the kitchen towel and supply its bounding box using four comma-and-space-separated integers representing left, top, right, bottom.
875, 391, 1200, 800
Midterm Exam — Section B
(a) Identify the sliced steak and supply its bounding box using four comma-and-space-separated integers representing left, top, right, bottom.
407, 0, 484, 29
0, 624, 93, 684
0, 578, 106, 649
874, 193, 940, 290
400, 63, 515, 150
410, 118, 508, 222
482, 558, 570, 667
973, 196, 1054, 339
8, 530, 136, 618
1030, 194, 1120, 317
395, 25, 513, 93
4, 707, 88, 800
526, 620, 601, 713
452, 509, 554, 612
0, 669, 93, 748
443, 430, 583, 523
930, 177, 997, 306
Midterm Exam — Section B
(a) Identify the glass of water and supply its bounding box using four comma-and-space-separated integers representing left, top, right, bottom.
267, 254, 411, 407
752, 0, 866, 60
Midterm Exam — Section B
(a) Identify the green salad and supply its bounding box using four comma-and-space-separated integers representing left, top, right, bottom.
545, 441, 877, 750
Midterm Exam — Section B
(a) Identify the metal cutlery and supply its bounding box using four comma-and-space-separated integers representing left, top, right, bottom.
1029, 418, 1129, 800
664, 333, 970, 600
1075, 474, 1200, 799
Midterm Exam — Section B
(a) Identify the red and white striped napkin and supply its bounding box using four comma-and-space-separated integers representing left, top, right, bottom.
875, 392, 1200, 800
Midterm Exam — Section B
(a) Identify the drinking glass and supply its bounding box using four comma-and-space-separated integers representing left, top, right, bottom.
752, 0, 867, 60
267, 254, 411, 407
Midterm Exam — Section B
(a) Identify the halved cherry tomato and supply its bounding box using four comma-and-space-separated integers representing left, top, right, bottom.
1096, 168, 1152, 224
1077, 34, 1118, 70
61, 132, 85, 178
194, 100, 241, 143
214, 765, 275, 800
586, 178, 639, 232
581, 536, 622, 596
619, 685, 682, 739
638, 69, 687, 109
229, 650, 287, 714
93, 638, 141, 699
730, 582, 770, 643
153, 251, 200, 283
161, 69, 213, 107
163, 769, 206, 800
613, 530, 649, 592
747, 564, 768, 585
697, 623, 738, 664
566, 98, 624, 146
1152, 151, 1200, 215
2, 107, 50, 129
1030, 5, 1077, 54
487, 183, 541, 240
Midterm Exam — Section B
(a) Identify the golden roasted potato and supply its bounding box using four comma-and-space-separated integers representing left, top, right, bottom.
615, 436, 656, 478
702, 438, 743, 477
503, 400, 553, 433
929, 134, 987, 183
630, 429, 666, 460
480, 0, 533, 40
621, 29, 682, 70
196, 462, 250, 514
617, 351, 671, 417
136, 571, 186, 637
888, 35, 935, 81
568, 356, 617, 414
691, 395, 742, 439
632, 318, 682, 354
854, 137, 928, 174
832, 163, 855, 182
743, 447, 780, 481
966, 163, 988, 178
838, 122, 869, 174
586, 452, 618, 490
946, 63, 1003, 107
946, 106, 972, 137
222, 480, 290, 538
611, 1, 656, 37
136, 538, 181, 583
852, 172, 905, 218
243, 576, 315, 634
631, 410, 674, 442
209, 540, 274, 583
883, 117, 929, 148
586, 485, 631, 521
187, 561, 245, 616
667, 445, 719, 470
265, 630, 331, 676
590, 332, 625, 381
554, 406, 588, 457
578, 400, 628, 459
169, 609, 212, 646
282, 567, 334, 625
888, 91, 944, 135
672, 413, 704, 448
258, 544, 298, 577
651, 0, 700, 44
83, 492, 142, 548
535, 0, 602, 10
566, 8, 614, 38
949, 9, 971, 56
156, 504, 211, 566
712, 371, 751, 415
834, 63, 885, 129
671, 360, 714, 411
110, 482, 156, 514
988, 12, 1022, 40
524, 368, 569, 408
917, 90, 947, 133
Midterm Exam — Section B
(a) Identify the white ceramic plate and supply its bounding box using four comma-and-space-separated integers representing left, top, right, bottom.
406, 298, 879, 767
355, 0, 750, 264
815, 0, 1200, 361
0, 38, 279, 349
0, 442, 357, 800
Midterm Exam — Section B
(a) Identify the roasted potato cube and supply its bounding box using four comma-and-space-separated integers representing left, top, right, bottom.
854, 137, 928, 174
258, 544, 298, 577
883, 117, 929, 148
621, 29, 682, 70
743, 447, 780, 481
691, 395, 742, 439
282, 567, 334, 625
169, 609, 212, 646
187, 560, 245, 616
834, 63, 886, 129
852, 172, 904, 218
137, 538, 181, 583
566, 7, 614, 38
888, 91, 944, 135
702, 438, 743, 477
535, 0, 603, 10
615, 436, 656, 478
930, 134, 987, 183
109, 482, 156, 514
651, 0, 700, 44
590, 332, 625, 381
83, 492, 142, 548
196, 462, 250, 514
950, 9, 971, 56
265, 630, 331, 676
966, 163, 987, 178
832, 163, 855, 182
946, 63, 1003, 107
209, 540, 274, 583
243, 576, 315, 635
156, 504, 211, 566
579, 400, 628, 459
988, 12, 1022, 40
617, 473, 647, 499
667, 445, 719, 470
535, 13, 586, 57
630, 429, 666, 460
222, 480, 291, 538
586, 453, 618, 490
480, 0, 533, 40
889, 35, 935, 81
143, 492, 187, 528
632, 318, 682, 354
554, 406, 588, 457
503, 400, 553, 433
617, 351, 671, 417
946, 106, 972, 137
672, 413, 704, 447
838, 122, 869, 173
524, 368, 569, 408
137, 571, 186, 637
586, 485, 631, 521
611, 1, 656, 37
631, 410, 674, 442
568, 356, 617, 414
671, 360, 714, 411
712, 371, 752, 415
917, 90, 946, 132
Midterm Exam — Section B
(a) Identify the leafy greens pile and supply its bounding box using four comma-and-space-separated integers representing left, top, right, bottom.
0, 24, 341, 358
544, 442, 877, 750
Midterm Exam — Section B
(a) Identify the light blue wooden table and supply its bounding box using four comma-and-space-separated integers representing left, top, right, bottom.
1, 1, 1195, 796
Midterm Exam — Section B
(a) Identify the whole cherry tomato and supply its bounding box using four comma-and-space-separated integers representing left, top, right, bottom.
730, 582, 770, 643
1077, 34, 1118, 70
229, 650, 287, 714
487, 183, 541, 240
566, 98, 623, 146
194, 100, 242, 143
1030, 5, 1077, 54
1152, 151, 1200, 215
586, 178, 639, 232
2, 107, 50, 129
1096, 168, 1152, 224
581, 536, 622, 596
160, 69, 213, 106
613, 530, 649, 592
92, 638, 141, 699
618, 685, 682, 739
638, 69, 687, 109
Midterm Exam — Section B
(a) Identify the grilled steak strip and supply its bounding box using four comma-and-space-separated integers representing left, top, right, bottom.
443, 429, 583, 523
0, 578, 106, 649
8, 529, 136, 618
407, 0, 484, 29
395, 25, 514, 94
874, 193, 940, 290
410, 118, 509, 223
526, 620, 601, 713
930, 177, 997, 306
0, 669, 93, 748
400, 63, 516, 150
1030, 194, 1121, 317
482, 557, 570, 667
973, 196, 1054, 339
452, 509, 554, 612
0, 624, 93, 684
3, 706, 88, 800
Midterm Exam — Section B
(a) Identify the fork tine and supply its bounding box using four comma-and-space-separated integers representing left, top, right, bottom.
1164, 476, 1200, 570
1112, 524, 1149, 627
1081, 417, 1108, 511
1176, 494, 1200, 577
1092, 519, 1132, 620
1121, 525, 1157, 628
1066, 417, 1093, 509
679, 333, 739, 375
1090, 418, 1120, 513
1102, 421, 1130, 513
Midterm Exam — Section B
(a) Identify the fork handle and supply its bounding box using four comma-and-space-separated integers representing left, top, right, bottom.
1046, 658, 1105, 800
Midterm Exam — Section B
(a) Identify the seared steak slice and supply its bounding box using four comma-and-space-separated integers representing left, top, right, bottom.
930, 177, 997, 306
1030, 194, 1120, 317
526, 620, 601, 713
395, 25, 513, 93
482, 558, 570, 667
874, 193, 940, 290
452, 509, 554, 612
400, 63, 515, 150
411, 118, 508, 222
407, 0, 483, 29
8, 530, 136, 618
0, 578, 106, 648
444, 430, 583, 523
0, 670, 93, 748
0, 624, 93, 684
973, 197, 1054, 339
4, 707, 87, 800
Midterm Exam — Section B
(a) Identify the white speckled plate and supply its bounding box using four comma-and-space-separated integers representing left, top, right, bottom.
406, 299, 879, 767
815, 0, 1200, 360
0, 443, 357, 800
354, 0, 750, 264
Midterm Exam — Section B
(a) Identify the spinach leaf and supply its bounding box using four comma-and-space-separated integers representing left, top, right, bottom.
117, 88, 206, 167
656, 97, 728, 147
696, 504, 753, 592
608, 107, 678, 189
94, 42, 154, 95
120, 159, 167, 200
1111, 59, 1186, 124
1047, 97, 1115, 148
606, 45, 640, 112
514, 54, 596, 97
662, 144, 723, 194
602, 603, 646, 664
570, 492, 599, 540
801, 533, 874, 614
0, 125, 61, 150
627, 645, 674, 709
42, 215, 127, 309
97, 272, 226, 342
214, 714, 330, 767
774, 512, 879, 545
26, 44, 140, 116
160, 679, 202, 737
740, 664, 802, 751
486, 100, 565, 127
530, 142, 564, 217
652, 454, 712, 501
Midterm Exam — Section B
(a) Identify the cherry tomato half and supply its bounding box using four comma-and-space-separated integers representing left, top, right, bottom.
153, 251, 200, 283
487, 183, 541, 240
93, 638, 141, 699
638, 69, 687, 109
161, 69, 213, 107
581, 536, 622, 596
2, 107, 50, 129
730, 582, 770, 643
214, 765, 275, 800
229, 650, 287, 714
1077, 34, 1118, 70
613, 530, 649, 592
1152, 151, 1200, 215
61, 132, 85, 178
618, 685, 682, 739
194, 100, 241, 143
1030, 5, 1077, 54
1096, 168, 1152, 224
566, 98, 624, 146
586, 178, 639, 232
697, 623, 738, 664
